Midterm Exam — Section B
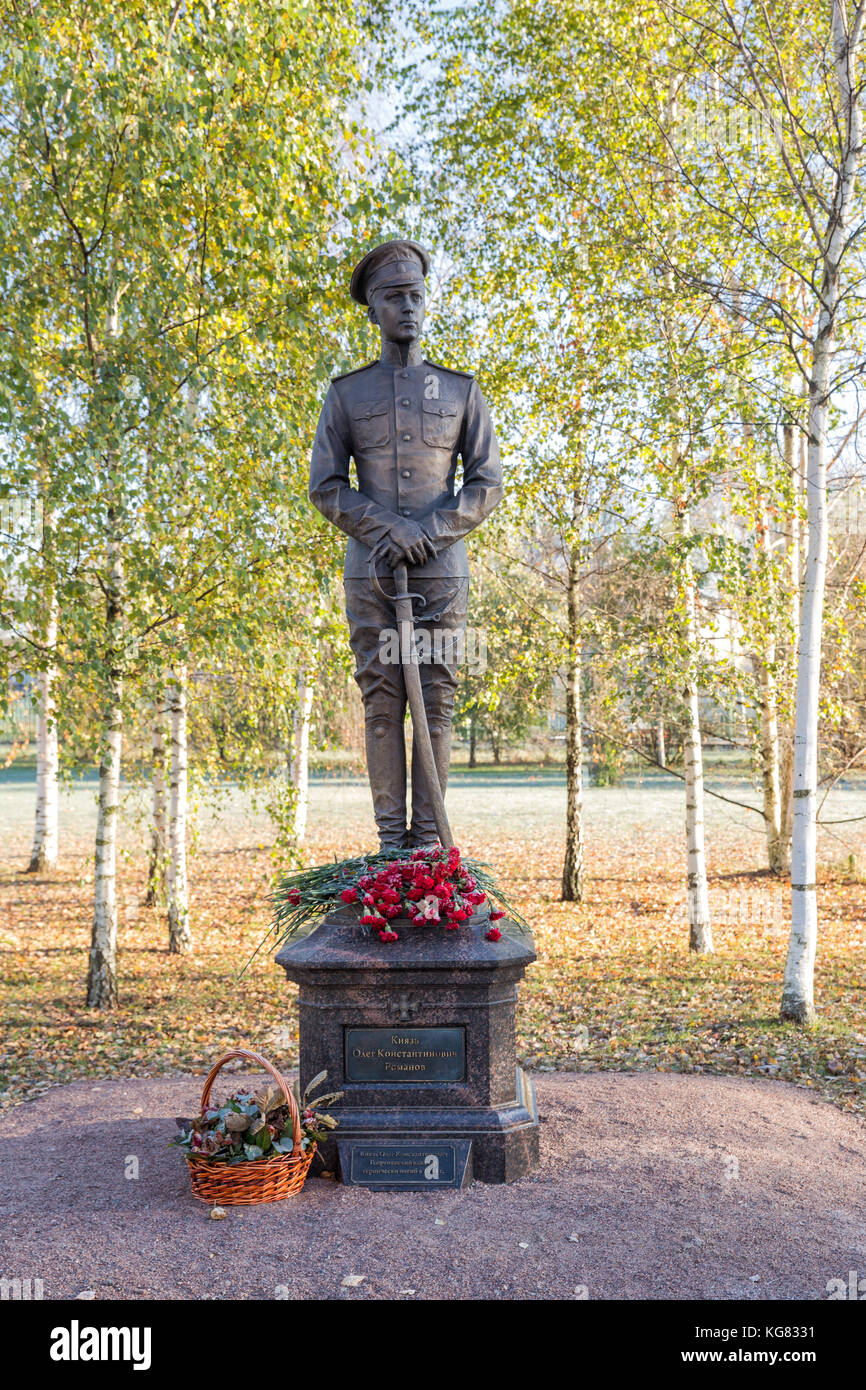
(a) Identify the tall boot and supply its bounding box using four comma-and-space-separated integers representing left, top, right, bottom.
409, 718, 452, 847
364, 709, 408, 850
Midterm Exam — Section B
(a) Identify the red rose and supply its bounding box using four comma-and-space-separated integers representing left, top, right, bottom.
340, 887, 359, 903
486, 927, 502, 942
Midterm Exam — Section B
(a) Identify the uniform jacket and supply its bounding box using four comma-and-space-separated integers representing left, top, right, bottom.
308, 344, 503, 579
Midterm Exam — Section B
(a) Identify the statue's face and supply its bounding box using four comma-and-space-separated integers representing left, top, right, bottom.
368, 281, 426, 344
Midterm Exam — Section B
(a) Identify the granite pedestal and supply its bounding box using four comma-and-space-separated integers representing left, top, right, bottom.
275, 909, 539, 1187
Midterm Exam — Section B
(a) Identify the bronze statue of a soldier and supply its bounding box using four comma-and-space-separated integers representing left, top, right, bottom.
309, 239, 503, 849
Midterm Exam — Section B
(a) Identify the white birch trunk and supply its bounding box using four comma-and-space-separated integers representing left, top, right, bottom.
28, 595, 59, 873
680, 512, 713, 953
756, 654, 783, 872
754, 484, 783, 873
166, 665, 190, 954
783, 374, 829, 1021
145, 695, 167, 906
291, 665, 314, 843
756, 658, 783, 872
782, 0, 863, 1022
561, 553, 584, 901
86, 281, 123, 1010
777, 403, 803, 871
87, 662, 122, 1008
163, 380, 198, 949
655, 715, 666, 768
666, 85, 711, 949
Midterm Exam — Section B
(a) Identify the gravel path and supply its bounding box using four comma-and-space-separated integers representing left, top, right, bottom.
2, 1071, 863, 1301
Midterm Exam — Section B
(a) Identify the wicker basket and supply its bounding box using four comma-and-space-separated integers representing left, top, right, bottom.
185, 1049, 315, 1205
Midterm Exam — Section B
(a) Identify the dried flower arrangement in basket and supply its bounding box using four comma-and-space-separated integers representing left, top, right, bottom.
172, 1049, 342, 1205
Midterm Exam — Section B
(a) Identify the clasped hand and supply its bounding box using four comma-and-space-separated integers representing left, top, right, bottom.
381, 518, 437, 569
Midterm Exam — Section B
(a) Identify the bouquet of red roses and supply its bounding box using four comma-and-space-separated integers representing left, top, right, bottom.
243, 844, 523, 973
338, 845, 504, 942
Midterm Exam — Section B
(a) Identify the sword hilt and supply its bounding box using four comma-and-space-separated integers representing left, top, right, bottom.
367, 544, 426, 610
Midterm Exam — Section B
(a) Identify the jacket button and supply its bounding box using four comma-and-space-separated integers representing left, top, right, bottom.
401, 469, 411, 478
401, 509, 411, 516
399, 371, 409, 378
401, 398, 410, 406
402, 433, 412, 441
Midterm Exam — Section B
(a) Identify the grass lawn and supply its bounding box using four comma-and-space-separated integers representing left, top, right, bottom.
1, 769, 864, 1117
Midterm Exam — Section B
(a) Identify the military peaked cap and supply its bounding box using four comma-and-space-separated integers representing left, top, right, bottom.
350, 238, 430, 305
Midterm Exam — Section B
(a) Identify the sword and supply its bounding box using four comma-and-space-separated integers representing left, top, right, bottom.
368, 548, 454, 850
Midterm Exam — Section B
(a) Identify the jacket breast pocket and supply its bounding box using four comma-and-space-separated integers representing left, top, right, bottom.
422, 398, 460, 449
352, 400, 390, 450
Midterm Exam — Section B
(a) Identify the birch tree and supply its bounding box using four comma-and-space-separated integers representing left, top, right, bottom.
145, 696, 167, 906
1, 0, 378, 1006
87, 272, 125, 1009
677, 508, 714, 952
707, 400, 803, 877
27, 577, 59, 874
166, 665, 190, 954
288, 612, 323, 845
784, 1, 866, 1021
290, 667, 314, 842
640, 0, 866, 1018
405, 1, 640, 901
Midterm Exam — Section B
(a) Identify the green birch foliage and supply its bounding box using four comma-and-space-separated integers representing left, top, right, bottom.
0, 0, 378, 737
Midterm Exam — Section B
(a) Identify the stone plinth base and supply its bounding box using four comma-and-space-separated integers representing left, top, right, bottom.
275, 908, 539, 1186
